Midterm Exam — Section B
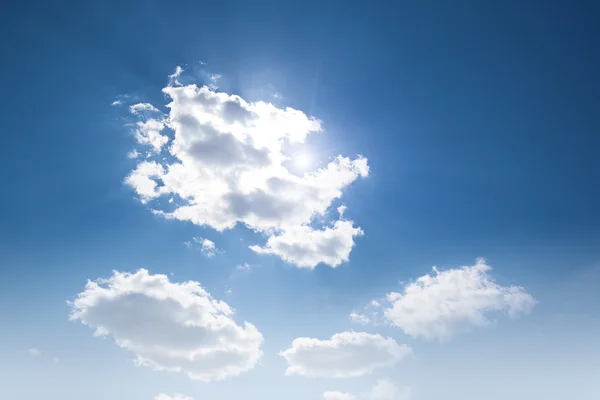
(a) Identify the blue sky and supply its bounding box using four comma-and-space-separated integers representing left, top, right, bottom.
1, 1, 599, 399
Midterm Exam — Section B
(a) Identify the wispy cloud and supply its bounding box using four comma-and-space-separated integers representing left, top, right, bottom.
27, 348, 41, 357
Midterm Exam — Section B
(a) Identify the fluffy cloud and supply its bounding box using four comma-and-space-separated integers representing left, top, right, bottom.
124, 70, 369, 268
155, 394, 193, 400
279, 331, 411, 378
69, 269, 263, 381
325, 380, 410, 400
378, 258, 535, 341
184, 237, 219, 257
249, 220, 363, 269
130, 103, 160, 114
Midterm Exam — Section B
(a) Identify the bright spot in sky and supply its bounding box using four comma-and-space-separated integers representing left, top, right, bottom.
293, 152, 312, 170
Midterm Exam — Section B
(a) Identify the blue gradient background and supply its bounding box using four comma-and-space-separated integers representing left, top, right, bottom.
1, 1, 599, 399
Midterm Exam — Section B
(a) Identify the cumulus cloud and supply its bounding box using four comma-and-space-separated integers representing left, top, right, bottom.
378, 258, 535, 341
69, 269, 263, 381
250, 220, 363, 269
279, 331, 411, 378
123, 71, 369, 268
28, 348, 41, 357
112, 100, 123, 106
325, 380, 410, 400
155, 394, 193, 400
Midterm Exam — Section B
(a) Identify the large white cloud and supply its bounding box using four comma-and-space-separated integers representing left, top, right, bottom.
279, 331, 411, 378
124, 68, 369, 268
376, 258, 535, 341
324, 380, 410, 400
69, 269, 263, 381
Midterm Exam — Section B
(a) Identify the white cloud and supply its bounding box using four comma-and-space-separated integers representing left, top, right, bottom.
169, 66, 184, 80
208, 73, 222, 89
325, 380, 410, 400
112, 100, 123, 106
124, 75, 369, 268
124, 161, 166, 203
337, 205, 347, 218
130, 103, 160, 114
127, 149, 141, 159
155, 394, 193, 400
133, 119, 169, 152
193, 237, 219, 257
280, 331, 411, 378
249, 220, 363, 269
69, 269, 263, 381
381, 258, 536, 341
236, 263, 251, 271
169, 66, 184, 86
28, 348, 41, 357
349, 312, 370, 325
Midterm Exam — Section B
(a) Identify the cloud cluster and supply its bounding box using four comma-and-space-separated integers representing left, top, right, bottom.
69, 269, 263, 381
324, 380, 410, 400
353, 259, 536, 341
280, 331, 411, 378
124, 69, 369, 268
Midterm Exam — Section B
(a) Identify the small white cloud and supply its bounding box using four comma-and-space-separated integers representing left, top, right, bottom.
112, 100, 123, 106
250, 220, 363, 269
134, 119, 169, 152
169, 66, 184, 79
28, 348, 41, 357
69, 269, 263, 381
127, 149, 141, 159
169, 66, 185, 86
236, 263, 251, 271
325, 380, 410, 400
280, 331, 411, 378
155, 394, 193, 400
349, 312, 370, 325
208, 73, 222, 89
350, 301, 384, 326
129, 103, 160, 115
187, 237, 220, 257
381, 258, 536, 341
337, 205, 347, 218
124, 161, 166, 203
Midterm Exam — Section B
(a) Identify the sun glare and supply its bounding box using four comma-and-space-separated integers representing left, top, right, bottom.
293, 152, 312, 170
